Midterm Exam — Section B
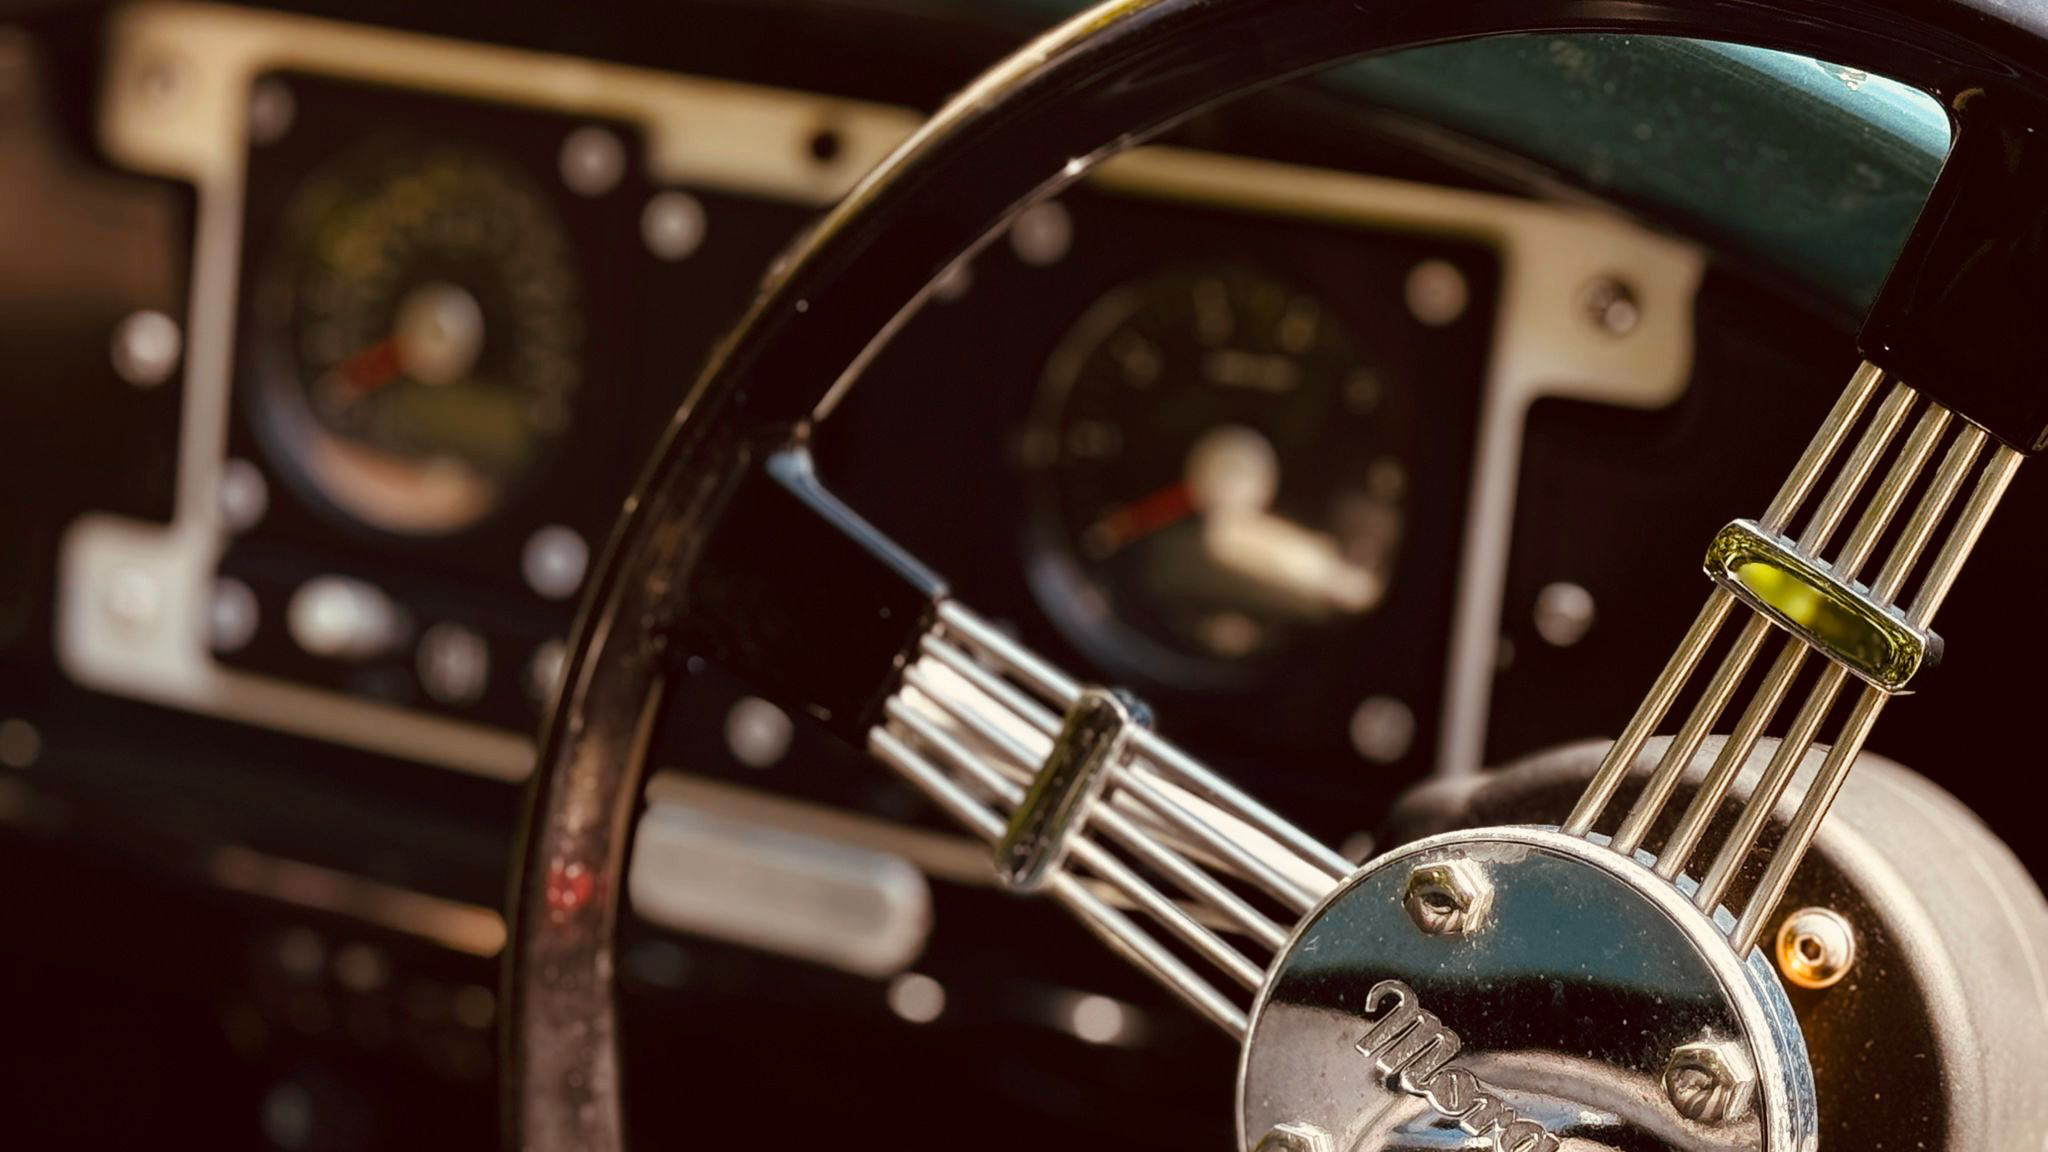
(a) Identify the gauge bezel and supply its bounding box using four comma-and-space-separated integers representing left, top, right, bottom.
210, 68, 699, 735
242, 134, 586, 540
819, 179, 1504, 770
226, 69, 662, 568
1019, 255, 1423, 694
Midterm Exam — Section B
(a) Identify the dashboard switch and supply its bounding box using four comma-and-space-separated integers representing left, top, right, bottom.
287, 576, 403, 661
417, 623, 490, 706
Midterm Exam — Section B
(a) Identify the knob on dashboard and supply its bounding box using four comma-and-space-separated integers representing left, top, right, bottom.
286, 575, 405, 661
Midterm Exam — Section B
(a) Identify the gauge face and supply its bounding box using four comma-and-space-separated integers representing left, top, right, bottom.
1025, 263, 1413, 685
248, 144, 583, 536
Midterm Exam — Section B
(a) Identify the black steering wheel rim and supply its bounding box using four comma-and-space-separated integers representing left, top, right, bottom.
505, 2, 2048, 1148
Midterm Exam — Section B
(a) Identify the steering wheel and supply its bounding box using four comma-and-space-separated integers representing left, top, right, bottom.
506, 2, 2048, 1149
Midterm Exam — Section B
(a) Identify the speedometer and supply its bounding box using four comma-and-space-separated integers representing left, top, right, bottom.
245, 143, 583, 537
1023, 262, 1414, 686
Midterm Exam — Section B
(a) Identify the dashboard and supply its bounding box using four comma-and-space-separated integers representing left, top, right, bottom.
1, 3, 2039, 1150
54, 3, 1709, 795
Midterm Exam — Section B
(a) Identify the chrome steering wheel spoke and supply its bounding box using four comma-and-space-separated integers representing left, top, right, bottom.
664, 439, 1349, 1036
1561, 361, 2023, 953
873, 600, 1349, 1036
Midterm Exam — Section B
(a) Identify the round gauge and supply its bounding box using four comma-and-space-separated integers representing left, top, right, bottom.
248, 144, 583, 536
1024, 263, 1413, 686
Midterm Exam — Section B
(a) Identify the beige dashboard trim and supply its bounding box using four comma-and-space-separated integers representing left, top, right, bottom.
95, 2, 922, 204
61, 1, 1700, 786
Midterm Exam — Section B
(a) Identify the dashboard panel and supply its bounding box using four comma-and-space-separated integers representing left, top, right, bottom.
220, 72, 653, 727
59, 2, 911, 779
57, 1, 1704, 806
6, 4, 2039, 1151
826, 188, 1502, 782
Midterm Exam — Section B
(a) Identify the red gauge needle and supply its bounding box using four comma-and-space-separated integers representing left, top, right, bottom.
335, 337, 402, 394
1083, 480, 1195, 557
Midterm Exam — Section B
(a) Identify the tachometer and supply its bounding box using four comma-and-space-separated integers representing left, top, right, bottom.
1024, 263, 1413, 685
246, 143, 583, 536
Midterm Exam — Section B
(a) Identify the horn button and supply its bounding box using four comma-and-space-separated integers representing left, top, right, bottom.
1236, 827, 1816, 1152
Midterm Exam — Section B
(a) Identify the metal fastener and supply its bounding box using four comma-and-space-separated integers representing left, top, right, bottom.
1776, 906, 1856, 989
1253, 1122, 1332, 1152
1350, 695, 1415, 764
1532, 581, 1597, 648
642, 191, 707, 262
1583, 275, 1642, 335
110, 310, 181, 388
417, 622, 490, 706
522, 524, 589, 601
1405, 259, 1469, 326
1664, 1037, 1757, 1124
1008, 200, 1072, 266
248, 76, 295, 145
559, 125, 626, 196
1402, 857, 1493, 936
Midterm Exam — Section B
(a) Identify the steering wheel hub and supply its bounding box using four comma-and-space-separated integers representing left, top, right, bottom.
1238, 828, 1815, 1152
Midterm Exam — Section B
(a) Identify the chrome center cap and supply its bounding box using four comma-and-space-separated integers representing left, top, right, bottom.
1236, 827, 1815, 1152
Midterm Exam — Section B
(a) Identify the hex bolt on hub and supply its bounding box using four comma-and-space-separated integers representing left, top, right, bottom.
1664, 1037, 1757, 1124
1401, 857, 1493, 936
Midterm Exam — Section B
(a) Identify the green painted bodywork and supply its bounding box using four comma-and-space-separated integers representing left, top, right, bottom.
1328, 36, 1949, 313
1004, 3, 1954, 312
